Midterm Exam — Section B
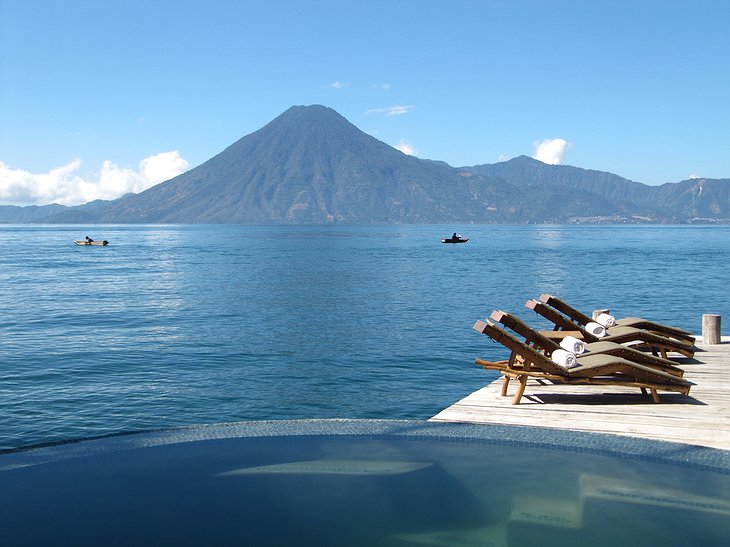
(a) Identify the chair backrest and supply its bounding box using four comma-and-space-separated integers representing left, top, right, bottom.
538, 294, 594, 325
524, 299, 600, 343
473, 319, 566, 376
489, 310, 561, 355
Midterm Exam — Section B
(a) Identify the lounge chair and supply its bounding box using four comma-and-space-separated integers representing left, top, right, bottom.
472, 319, 693, 405
488, 310, 685, 377
538, 294, 696, 344
525, 299, 698, 360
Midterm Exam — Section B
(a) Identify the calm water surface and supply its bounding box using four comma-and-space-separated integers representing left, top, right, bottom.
1, 224, 729, 450
3, 422, 728, 546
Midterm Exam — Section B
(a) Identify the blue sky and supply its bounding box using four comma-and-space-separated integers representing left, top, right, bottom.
1, 0, 728, 205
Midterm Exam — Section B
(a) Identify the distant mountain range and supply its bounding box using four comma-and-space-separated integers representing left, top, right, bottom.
2, 105, 728, 224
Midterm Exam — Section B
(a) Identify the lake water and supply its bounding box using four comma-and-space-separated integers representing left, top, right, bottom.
1, 224, 729, 451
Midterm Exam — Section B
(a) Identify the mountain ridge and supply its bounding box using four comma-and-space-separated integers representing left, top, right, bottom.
3, 105, 729, 224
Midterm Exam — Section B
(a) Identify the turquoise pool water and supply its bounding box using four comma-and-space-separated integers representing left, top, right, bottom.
2, 420, 728, 546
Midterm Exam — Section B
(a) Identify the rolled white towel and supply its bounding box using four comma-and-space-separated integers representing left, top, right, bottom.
551, 349, 578, 369
596, 312, 616, 327
585, 322, 607, 338
560, 335, 586, 354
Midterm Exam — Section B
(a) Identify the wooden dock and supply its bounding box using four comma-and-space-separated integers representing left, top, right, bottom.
431, 337, 730, 451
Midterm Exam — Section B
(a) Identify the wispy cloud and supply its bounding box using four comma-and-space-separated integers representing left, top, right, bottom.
365, 105, 414, 116
0, 151, 189, 206
394, 139, 418, 156
371, 83, 392, 90
327, 81, 348, 90
532, 138, 570, 165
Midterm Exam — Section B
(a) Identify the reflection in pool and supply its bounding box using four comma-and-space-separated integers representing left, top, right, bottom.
1, 420, 728, 546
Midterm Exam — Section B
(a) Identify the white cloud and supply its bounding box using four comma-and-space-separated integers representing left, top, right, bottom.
140, 151, 189, 185
394, 139, 418, 156
689, 173, 702, 179
0, 151, 189, 206
497, 154, 510, 162
532, 138, 570, 165
328, 81, 348, 90
365, 105, 414, 116
372, 83, 392, 90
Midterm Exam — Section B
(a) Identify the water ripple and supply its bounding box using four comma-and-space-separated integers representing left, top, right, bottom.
1, 224, 728, 450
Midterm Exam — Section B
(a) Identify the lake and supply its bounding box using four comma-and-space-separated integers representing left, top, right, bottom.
1, 224, 728, 451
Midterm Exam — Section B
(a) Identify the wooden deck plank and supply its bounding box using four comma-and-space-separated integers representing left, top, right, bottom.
431, 337, 730, 451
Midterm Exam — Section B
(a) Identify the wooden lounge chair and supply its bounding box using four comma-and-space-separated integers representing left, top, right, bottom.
472, 319, 693, 405
538, 294, 696, 344
488, 310, 685, 377
525, 299, 698, 360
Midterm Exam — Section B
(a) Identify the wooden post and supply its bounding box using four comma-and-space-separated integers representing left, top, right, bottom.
592, 309, 609, 320
702, 314, 721, 344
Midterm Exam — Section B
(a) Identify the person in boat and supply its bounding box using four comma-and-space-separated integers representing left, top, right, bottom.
452, 233, 459, 241
85, 235, 94, 243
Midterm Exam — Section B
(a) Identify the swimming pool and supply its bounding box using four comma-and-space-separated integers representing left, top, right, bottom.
2, 420, 728, 546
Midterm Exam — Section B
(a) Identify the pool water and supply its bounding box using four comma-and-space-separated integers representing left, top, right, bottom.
1, 420, 728, 546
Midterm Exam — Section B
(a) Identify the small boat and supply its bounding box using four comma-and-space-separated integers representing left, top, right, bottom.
74, 240, 109, 246
441, 235, 469, 244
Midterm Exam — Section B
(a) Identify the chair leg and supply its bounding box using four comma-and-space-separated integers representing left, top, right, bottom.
501, 375, 510, 396
512, 375, 527, 405
640, 387, 661, 402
